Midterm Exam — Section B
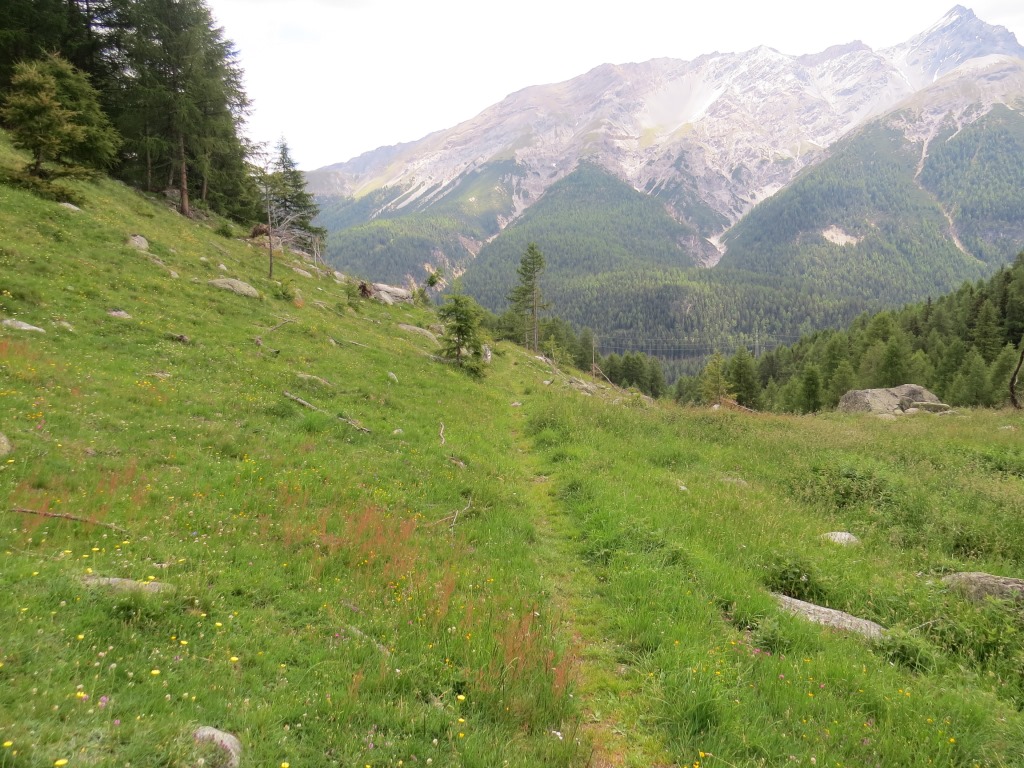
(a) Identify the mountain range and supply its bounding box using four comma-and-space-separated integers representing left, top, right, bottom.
308, 6, 1024, 358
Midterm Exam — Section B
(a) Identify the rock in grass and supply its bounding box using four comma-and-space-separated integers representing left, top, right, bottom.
397, 323, 438, 344
193, 726, 242, 768
296, 372, 331, 387
128, 234, 149, 250
208, 278, 259, 298
837, 384, 943, 415
821, 532, 860, 546
0, 433, 12, 457
59, 202, 81, 212
942, 572, 1024, 603
774, 594, 885, 639
107, 309, 132, 319
2, 319, 45, 333
82, 575, 174, 594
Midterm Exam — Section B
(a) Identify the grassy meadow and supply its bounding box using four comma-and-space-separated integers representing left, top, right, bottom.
2, 132, 1024, 767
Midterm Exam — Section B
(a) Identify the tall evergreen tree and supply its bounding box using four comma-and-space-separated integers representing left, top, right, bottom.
727, 346, 760, 408
800, 364, 823, 413
508, 242, 547, 353
700, 352, 733, 405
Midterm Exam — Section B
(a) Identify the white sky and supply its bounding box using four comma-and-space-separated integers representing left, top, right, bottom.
204, 1, 1024, 170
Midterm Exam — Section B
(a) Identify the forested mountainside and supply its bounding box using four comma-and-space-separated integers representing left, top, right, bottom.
312, 9, 1024, 359
684, 252, 1024, 413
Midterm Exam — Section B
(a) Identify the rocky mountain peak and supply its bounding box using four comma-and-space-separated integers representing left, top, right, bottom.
309, 6, 1024, 269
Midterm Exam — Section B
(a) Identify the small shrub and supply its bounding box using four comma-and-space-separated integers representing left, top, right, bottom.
214, 221, 235, 238
273, 279, 296, 301
761, 553, 829, 603
875, 628, 938, 673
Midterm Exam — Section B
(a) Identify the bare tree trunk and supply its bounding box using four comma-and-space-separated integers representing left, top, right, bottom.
266, 185, 274, 279
178, 133, 190, 217
145, 138, 152, 192
1010, 337, 1024, 409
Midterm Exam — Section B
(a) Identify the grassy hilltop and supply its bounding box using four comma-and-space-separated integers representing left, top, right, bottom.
2, 132, 1024, 767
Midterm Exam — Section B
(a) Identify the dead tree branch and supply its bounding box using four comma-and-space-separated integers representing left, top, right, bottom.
439, 422, 446, 446
283, 391, 371, 433
11, 507, 129, 534
265, 317, 295, 333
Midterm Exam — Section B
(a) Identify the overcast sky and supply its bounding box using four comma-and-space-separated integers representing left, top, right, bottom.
203, 1, 1024, 170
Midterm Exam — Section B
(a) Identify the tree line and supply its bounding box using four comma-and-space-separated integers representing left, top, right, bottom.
678, 252, 1024, 412
0, 0, 318, 241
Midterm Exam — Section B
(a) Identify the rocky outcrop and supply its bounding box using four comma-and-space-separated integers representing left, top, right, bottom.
942, 572, 1024, 603
372, 283, 413, 305
838, 384, 948, 415
775, 594, 885, 639
208, 278, 260, 298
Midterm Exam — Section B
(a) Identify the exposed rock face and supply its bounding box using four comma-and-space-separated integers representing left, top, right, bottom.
208, 278, 260, 298
775, 594, 885, 639
838, 384, 948, 415
943, 572, 1024, 603
308, 7, 1024, 247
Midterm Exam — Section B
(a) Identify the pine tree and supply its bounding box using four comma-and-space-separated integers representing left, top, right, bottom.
437, 293, 485, 376
700, 352, 734, 405
269, 138, 319, 233
727, 346, 760, 408
646, 358, 667, 398
2, 58, 82, 174
971, 299, 1002, 363
507, 243, 547, 353
825, 359, 856, 407
799, 364, 823, 413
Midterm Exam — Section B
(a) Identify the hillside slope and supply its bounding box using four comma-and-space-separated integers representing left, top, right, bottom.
3, 134, 1024, 766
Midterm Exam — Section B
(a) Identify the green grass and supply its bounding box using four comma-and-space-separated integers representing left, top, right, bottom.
2, 130, 1024, 767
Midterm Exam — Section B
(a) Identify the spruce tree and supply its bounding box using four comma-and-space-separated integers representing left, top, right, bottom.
727, 346, 760, 408
507, 243, 547, 353
700, 352, 734, 405
437, 293, 485, 376
800, 364, 823, 413
2, 58, 82, 174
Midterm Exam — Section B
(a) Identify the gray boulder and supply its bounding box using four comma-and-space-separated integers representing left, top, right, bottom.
942, 572, 1024, 603
775, 594, 885, 639
373, 282, 413, 304
2, 319, 45, 333
128, 234, 149, 250
821, 531, 860, 546
208, 278, 259, 298
397, 323, 438, 345
0, 433, 12, 458
838, 384, 945, 415
194, 726, 242, 768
